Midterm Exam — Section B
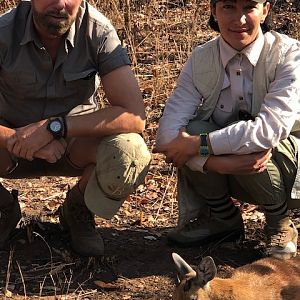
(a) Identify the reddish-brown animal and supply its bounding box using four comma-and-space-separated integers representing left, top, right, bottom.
172, 253, 300, 300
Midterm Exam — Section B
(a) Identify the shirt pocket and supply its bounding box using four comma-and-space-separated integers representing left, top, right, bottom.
64, 69, 98, 100
0, 70, 37, 99
216, 98, 233, 113
63, 68, 99, 111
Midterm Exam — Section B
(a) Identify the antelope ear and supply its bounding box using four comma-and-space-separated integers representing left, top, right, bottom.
172, 252, 197, 281
196, 256, 217, 285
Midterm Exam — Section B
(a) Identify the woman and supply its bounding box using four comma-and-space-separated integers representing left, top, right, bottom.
155, 0, 300, 259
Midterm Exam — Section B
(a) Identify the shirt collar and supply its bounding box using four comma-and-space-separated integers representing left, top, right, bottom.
220, 28, 265, 68
65, 19, 76, 48
65, 1, 85, 49
20, 9, 42, 48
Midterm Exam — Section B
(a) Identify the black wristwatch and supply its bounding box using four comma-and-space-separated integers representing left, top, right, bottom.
47, 118, 64, 139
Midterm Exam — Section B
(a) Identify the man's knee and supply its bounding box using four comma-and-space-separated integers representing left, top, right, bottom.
95, 133, 151, 172
67, 137, 100, 168
85, 133, 151, 219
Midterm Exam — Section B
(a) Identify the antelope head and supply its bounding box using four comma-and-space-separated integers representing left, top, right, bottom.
172, 253, 217, 300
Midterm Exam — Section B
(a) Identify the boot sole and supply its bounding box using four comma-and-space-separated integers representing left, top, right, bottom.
269, 251, 297, 260
167, 229, 245, 248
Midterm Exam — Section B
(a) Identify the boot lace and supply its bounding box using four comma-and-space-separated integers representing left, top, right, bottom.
183, 213, 214, 230
268, 226, 294, 248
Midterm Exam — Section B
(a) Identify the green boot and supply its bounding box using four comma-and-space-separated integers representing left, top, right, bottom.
0, 185, 21, 249
265, 215, 298, 260
59, 184, 104, 256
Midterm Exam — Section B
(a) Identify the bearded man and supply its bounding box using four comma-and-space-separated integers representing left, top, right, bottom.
0, 0, 151, 256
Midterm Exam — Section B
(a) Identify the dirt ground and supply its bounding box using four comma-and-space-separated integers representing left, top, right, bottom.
1, 0, 300, 299
1, 176, 299, 300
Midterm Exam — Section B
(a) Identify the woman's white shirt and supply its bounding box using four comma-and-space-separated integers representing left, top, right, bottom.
156, 29, 300, 172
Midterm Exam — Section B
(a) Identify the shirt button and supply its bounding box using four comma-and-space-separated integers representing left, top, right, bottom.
220, 104, 224, 109
239, 97, 244, 101
236, 71, 241, 76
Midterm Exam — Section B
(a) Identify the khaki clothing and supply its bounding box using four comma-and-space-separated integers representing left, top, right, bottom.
2, 154, 84, 179
0, 2, 151, 221
157, 30, 300, 170
0, 117, 83, 177
0, 0, 130, 127
177, 120, 298, 225
156, 29, 300, 201
156, 30, 300, 223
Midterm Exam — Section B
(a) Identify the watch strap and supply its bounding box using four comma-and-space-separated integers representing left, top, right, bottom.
199, 133, 209, 157
61, 116, 67, 138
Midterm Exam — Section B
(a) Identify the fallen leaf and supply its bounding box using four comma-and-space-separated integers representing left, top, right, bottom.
94, 280, 118, 290
4, 290, 12, 298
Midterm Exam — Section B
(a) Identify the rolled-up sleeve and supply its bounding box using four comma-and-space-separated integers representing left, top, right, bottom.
156, 57, 209, 172
209, 43, 300, 155
97, 24, 131, 76
156, 58, 201, 145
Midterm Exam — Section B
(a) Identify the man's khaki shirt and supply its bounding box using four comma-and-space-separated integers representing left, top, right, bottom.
0, 0, 130, 127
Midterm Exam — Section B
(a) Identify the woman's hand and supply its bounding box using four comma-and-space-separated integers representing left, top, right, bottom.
205, 149, 272, 175
153, 128, 200, 167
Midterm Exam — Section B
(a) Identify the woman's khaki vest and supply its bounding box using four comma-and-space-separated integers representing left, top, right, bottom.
191, 31, 300, 135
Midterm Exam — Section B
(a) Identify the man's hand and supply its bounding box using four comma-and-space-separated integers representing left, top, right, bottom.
205, 149, 272, 175
6, 120, 53, 160
153, 129, 200, 167
34, 139, 67, 163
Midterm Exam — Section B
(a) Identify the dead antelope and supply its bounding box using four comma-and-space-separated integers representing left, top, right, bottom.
172, 252, 300, 300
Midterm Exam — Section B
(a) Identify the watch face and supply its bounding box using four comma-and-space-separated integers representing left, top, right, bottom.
50, 120, 62, 133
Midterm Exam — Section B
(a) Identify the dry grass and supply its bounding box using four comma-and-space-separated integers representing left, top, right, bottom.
0, 0, 300, 299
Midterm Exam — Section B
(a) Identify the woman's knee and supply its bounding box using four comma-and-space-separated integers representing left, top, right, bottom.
233, 161, 286, 205
180, 165, 229, 199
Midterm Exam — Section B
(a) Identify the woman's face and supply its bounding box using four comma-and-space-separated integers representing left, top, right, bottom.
211, 0, 270, 51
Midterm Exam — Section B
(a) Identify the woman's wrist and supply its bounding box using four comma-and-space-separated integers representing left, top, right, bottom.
207, 134, 213, 155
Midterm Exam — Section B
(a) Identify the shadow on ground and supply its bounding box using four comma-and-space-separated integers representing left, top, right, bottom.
0, 220, 264, 299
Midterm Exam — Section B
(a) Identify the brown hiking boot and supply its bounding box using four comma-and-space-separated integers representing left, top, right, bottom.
0, 185, 21, 249
59, 184, 104, 256
266, 215, 298, 260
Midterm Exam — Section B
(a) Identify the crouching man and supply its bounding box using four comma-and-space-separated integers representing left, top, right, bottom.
0, 0, 151, 256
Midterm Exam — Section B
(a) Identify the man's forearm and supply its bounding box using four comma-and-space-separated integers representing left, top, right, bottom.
0, 125, 15, 148
65, 106, 145, 138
